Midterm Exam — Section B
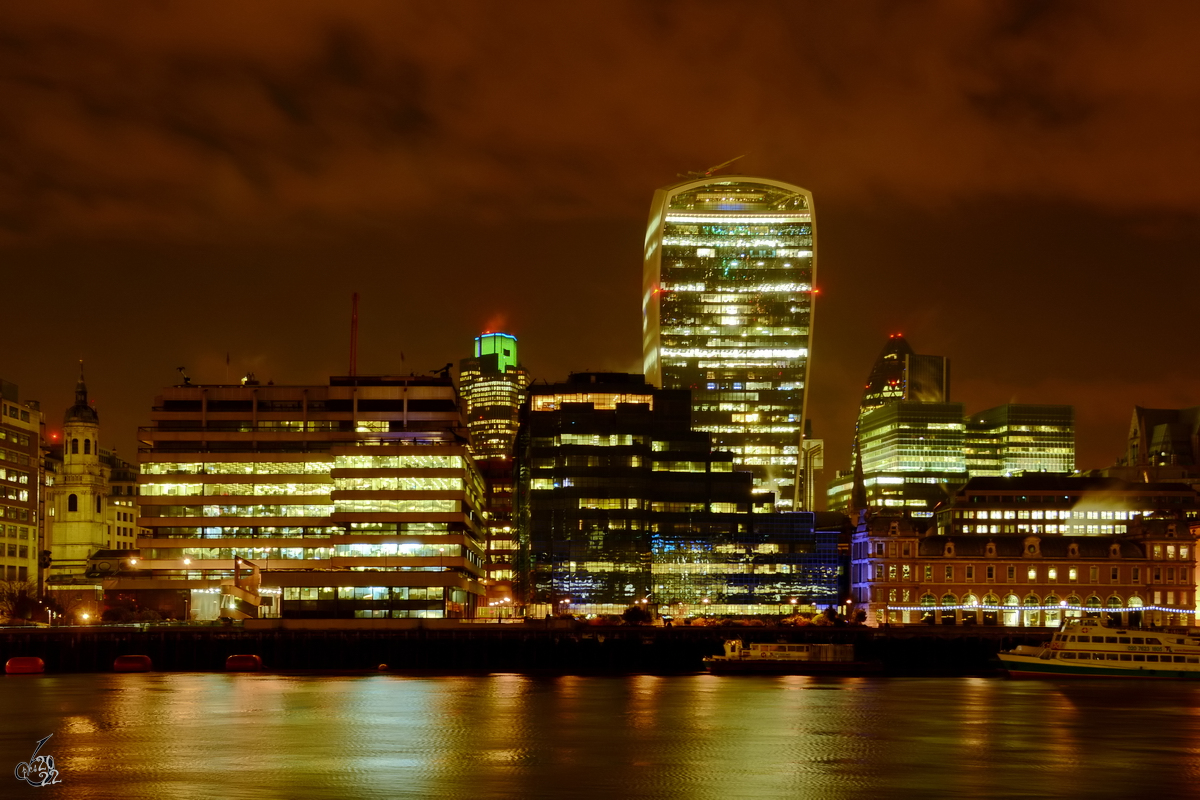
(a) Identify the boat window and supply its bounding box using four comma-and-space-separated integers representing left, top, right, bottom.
1067, 636, 1075, 642
1091, 636, 1105, 643
1105, 637, 1118, 643
1133, 655, 1146, 662
1146, 655, 1159, 662
1106, 654, 1119, 661
1132, 637, 1145, 645
1060, 652, 1075, 659
1188, 657, 1200, 664
1144, 637, 1161, 645
1175, 656, 1187, 663
1118, 637, 1131, 644
1076, 652, 1090, 660
1119, 654, 1132, 661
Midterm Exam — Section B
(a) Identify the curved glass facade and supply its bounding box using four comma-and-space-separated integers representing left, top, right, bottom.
643, 177, 815, 508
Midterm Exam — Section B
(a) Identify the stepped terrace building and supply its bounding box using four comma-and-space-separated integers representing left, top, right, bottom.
124, 375, 486, 621
643, 175, 816, 509
517, 373, 840, 617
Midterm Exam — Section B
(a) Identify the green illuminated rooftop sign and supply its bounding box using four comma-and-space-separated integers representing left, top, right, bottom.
475, 332, 518, 372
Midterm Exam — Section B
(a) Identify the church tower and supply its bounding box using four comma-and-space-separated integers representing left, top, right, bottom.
47, 365, 111, 581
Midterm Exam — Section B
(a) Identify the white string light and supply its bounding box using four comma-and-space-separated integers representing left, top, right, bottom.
880, 604, 1195, 614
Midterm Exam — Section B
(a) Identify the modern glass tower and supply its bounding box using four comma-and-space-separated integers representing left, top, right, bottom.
643, 176, 816, 509
458, 332, 529, 460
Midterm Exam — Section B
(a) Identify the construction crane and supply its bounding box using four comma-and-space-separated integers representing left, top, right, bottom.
678, 154, 746, 179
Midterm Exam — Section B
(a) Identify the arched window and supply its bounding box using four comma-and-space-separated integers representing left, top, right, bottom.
96, 496, 102, 513
1023, 593, 1041, 627
920, 593, 937, 625
1065, 594, 1083, 620
1085, 595, 1102, 620
982, 593, 1000, 626
68, 494, 78, 512
1003, 593, 1020, 626
71, 439, 79, 455
1044, 595, 1062, 627
941, 592, 958, 625
1105, 595, 1124, 626
962, 593, 980, 625
84, 439, 91, 455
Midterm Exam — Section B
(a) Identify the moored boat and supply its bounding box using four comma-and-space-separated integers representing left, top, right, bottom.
999, 618, 1200, 679
704, 639, 881, 675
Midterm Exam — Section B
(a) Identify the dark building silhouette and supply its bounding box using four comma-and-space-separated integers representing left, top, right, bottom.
517, 373, 839, 616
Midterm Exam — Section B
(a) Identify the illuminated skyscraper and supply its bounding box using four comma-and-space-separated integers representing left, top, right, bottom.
643, 176, 816, 508
458, 332, 528, 460
458, 332, 529, 609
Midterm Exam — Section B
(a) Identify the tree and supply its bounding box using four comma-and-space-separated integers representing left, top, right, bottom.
0, 580, 42, 622
622, 605, 652, 625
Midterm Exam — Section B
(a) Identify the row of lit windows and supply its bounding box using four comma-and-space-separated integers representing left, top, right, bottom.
141, 483, 332, 497
143, 462, 336, 475
151, 543, 463, 560
958, 509, 1135, 520
0, 468, 30, 485
960, 524, 1125, 534
333, 477, 462, 492
333, 499, 459, 514
283, 586, 448, 601
867, 561, 1187, 584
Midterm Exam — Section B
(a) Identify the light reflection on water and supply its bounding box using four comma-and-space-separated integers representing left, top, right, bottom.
2, 673, 1199, 799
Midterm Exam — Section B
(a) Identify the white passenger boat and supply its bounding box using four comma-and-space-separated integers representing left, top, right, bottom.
703, 639, 882, 675
998, 618, 1200, 679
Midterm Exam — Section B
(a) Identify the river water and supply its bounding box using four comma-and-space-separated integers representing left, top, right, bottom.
3, 672, 1198, 799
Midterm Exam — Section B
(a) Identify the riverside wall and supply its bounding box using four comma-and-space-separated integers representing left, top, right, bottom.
0, 623, 1053, 675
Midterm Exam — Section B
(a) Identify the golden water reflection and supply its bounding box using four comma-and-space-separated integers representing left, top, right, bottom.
2, 674, 1199, 799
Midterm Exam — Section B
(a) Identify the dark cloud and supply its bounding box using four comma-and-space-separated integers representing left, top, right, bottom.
0, 1, 1197, 484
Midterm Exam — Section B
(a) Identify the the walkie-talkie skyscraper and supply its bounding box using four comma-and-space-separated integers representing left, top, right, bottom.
643, 176, 816, 509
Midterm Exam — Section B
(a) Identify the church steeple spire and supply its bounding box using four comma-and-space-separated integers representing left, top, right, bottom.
76, 360, 88, 407
64, 362, 99, 425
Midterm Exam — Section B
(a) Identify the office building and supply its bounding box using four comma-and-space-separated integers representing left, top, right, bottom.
935, 475, 1200, 537
964, 404, 1075, 476
458, 331, 529, 611
643, 175, 816, 509
517, 373, 839, 616
458, 332, 529, 460
828, 401, 968, 515
0, 379, 40, 588
855, 334, 949, 452
123, 374, 487, 621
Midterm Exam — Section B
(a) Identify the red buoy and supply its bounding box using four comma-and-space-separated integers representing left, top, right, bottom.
6, 656, 45, 674
225, 654, 263, 672
113, 655, 154, 673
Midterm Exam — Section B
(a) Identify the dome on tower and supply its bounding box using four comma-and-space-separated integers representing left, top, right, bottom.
64, 364, 99, 425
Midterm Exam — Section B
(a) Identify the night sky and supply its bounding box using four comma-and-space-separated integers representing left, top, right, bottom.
3, 2, 1198, 478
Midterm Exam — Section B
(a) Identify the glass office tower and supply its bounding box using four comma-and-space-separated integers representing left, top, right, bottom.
459, 332, 529, 460
643, 176, 816, 509
965, 404, 1075, 476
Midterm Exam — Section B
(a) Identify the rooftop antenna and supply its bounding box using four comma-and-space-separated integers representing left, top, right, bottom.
678, 154, 746, 179
349, 292, 359, 377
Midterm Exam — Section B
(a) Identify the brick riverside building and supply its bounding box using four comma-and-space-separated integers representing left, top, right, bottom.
851, 513, 1196, 628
